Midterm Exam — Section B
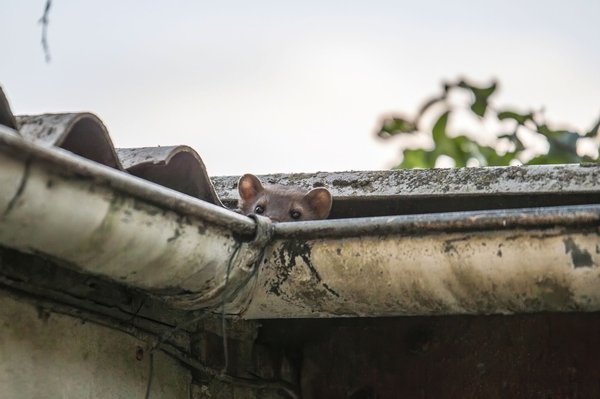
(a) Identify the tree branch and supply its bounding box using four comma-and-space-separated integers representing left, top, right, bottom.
39, 0, 52, 62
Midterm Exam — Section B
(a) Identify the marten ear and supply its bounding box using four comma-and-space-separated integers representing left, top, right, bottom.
238, 174, 264, 202
304, 188, 332, 219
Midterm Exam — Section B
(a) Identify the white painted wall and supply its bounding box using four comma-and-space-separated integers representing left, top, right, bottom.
0, 293, 191, 399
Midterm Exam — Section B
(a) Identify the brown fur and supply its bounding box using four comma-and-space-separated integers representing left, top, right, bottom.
237, 174, 332, 222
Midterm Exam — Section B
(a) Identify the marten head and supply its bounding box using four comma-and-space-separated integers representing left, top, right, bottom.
237, 174, 332, 222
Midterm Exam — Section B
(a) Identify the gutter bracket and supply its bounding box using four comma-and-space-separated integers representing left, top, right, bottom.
162, 215, 274, 311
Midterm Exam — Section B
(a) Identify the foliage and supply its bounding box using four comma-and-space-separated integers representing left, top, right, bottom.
377, 79, 600, 169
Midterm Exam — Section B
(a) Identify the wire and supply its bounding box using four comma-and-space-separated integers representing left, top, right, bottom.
220, 241, 242, 374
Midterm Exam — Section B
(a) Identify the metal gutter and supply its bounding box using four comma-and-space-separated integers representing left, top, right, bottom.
0, 88, 17, 130
2, 124, 600, 318
0, 125, 259, 309
0, 125, 253, 234
271, 206, 600, 239
227, 205, 600, 318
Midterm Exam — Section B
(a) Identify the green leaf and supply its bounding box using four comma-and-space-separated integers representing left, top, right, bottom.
399, 149, 435, 169
580, 155, 598, 164
514, 136, 525, 152
552, 131, 579, 151
498, 133, 514, 140
465, 141, 489, 166
537, 124, 580, 158
471, 83, 497, 117
432, 111, 450, 146
481, 147, 516, 166
497, 110, 534, 125
527, 146, 583, 165
536, 123, 565, 138
377, 116, 417, 138
526, 155, 554, 165
415, 95, 446, 121
470, 99, 486, 117
458, 80, 497, 117
441, 135, 518, 167
584, 117, 600, 138
383, 77, 595, 170
498, 132, 525, 152
447, 135, 474, 167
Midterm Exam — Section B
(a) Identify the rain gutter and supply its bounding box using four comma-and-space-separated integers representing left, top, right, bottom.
2, 125, 600, 318
231, 206, 600, 318
0, 124, 260, 309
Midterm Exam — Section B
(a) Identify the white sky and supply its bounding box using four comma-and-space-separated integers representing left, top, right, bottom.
1, 1, 599, 175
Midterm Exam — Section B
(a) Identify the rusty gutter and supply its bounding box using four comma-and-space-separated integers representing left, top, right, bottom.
3, 124, 600, 318
0, 125, 260, 308
229, 206, 600, 318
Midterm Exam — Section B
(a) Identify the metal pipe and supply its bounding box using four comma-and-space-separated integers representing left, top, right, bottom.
271, 205, 600, 239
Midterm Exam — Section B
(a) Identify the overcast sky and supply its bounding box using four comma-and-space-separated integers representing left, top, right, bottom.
1, 1, 599, 175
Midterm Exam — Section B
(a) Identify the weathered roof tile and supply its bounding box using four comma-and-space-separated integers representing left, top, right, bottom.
0, 91, 222, 206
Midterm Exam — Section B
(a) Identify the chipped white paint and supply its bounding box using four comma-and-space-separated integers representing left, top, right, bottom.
239, 229, 600, 318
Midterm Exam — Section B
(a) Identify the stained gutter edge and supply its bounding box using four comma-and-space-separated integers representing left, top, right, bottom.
0, 125, 255, 236
272, 205, 600, 239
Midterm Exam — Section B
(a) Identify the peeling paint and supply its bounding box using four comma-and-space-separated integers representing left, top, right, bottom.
4, 125, 600, 319
443, 236, 470, 254
267, 240, 340, 306
0, 136, 252, 306
563, 237, 594, 268
535, 277, 574, 308
242, 228, 600, 318
2, 157, 31, 217
167, 227, 183, 243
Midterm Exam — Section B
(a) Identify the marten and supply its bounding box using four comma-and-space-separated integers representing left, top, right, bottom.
237, 174, 332, 222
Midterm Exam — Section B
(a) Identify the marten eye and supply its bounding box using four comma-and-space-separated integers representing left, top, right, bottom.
254, 205, 265, 214
290, 210, 302, 220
